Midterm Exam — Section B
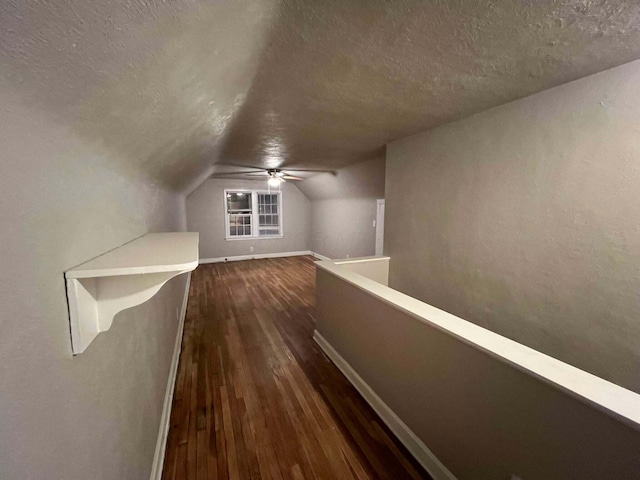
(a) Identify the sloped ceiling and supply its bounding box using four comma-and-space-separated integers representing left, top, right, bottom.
2, 0, 640, 192
296, 156, 386, 200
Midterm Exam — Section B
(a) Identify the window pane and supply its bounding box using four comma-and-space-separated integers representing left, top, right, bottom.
227, 192, 251, 212
229, 213, 251, 237
257, 192, 280, 236
227, 191, 253, 237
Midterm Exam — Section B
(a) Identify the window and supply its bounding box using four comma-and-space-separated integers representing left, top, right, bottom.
257, 193, 280, 236
225, 189, 282, 239
226, 191, 253, 237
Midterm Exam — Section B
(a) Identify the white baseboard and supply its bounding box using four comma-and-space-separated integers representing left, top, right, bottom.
313, 330, 456, 480
199, 251, 332, 264
310, 251, 331, 261
200, 250, 315, 264
150, 272, 192, 480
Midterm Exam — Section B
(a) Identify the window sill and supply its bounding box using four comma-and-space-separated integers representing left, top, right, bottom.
225, 235, 284, 241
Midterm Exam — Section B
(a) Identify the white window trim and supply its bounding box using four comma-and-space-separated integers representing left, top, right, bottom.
224, 188, 284, 241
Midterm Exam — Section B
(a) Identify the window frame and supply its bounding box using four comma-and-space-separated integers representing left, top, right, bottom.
224, 188, 284, 241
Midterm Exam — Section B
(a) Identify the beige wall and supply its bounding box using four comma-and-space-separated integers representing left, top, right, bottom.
186, 178, 311, 259
309, 199, 377, 259
0, 91, 187, 479
315, 267, 640, 480
297, 157, 385, 259
386, 60, 640, 393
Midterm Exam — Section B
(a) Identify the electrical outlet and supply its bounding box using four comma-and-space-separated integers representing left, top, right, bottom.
346, 254, 350, 258
372, 220, 376, 227
250, 246, 254, 252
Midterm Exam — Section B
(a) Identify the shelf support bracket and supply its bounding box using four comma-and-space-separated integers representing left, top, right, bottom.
64, 232, 199, 355
66, 270, 190, 354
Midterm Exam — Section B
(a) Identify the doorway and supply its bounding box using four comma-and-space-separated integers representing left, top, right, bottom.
375, 199, 385, 256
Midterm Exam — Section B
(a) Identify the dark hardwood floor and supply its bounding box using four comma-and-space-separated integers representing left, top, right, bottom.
162, 255, 430, 480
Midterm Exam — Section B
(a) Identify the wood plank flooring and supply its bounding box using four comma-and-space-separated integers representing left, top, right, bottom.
162, 255, 430, 480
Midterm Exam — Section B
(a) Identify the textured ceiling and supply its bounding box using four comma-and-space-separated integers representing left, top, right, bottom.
2, 0, 640, 191
0, 0, 276, 191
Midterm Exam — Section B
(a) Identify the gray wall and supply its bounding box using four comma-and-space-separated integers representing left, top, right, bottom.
186, 178, 311, 259
298, 157, 385, 259
0, 90, 187, 479
386, 60, 640, 393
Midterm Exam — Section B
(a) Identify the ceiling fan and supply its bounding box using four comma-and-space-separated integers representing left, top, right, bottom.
210, 163, 336, 188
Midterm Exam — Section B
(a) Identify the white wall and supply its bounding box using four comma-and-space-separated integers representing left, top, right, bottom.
386, 59, 640, 393
298, 157, 385, 259
0, 91, 187, 479
186, 178, 311, 259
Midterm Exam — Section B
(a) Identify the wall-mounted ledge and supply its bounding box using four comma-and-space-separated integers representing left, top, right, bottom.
65, 232, 199, 354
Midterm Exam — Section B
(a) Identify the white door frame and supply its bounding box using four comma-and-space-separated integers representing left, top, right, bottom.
375, 199, 385, 256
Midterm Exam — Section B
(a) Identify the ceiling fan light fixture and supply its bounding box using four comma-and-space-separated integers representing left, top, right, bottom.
268, 176, 282, 188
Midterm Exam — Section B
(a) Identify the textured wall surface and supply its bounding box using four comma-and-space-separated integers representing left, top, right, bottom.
0, 90, 188, 479
386, 60, 640, 393
297, 157, 386, 259
186, 178, 310, 259
309, 199, 378, 259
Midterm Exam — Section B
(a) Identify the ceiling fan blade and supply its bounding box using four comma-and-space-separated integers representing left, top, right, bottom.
210, 171, 268, 177
282, 168, 337, 175
217, 163, 268, 171
282, 175, 305, 181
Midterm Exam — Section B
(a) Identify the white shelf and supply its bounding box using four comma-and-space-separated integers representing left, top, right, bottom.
65, 232, 199, 354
